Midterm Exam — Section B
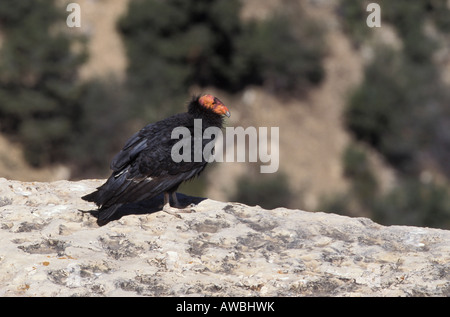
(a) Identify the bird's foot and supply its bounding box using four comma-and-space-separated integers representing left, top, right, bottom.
162, 203, 195, 219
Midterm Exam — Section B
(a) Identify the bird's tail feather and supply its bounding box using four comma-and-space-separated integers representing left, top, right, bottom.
82, 172, 131, 207
82, 171, 160, 224
82, 168, 181, 224
97, 204, 122, 225
82, 191, 99, 203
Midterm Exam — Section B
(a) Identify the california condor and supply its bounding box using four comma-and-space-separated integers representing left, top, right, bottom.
82, 94, 230, 224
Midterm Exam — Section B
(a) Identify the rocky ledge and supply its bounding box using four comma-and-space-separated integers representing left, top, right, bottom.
0, 178, 449, 296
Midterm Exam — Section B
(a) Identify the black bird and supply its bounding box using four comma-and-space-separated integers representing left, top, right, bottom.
82, 94, 230, 224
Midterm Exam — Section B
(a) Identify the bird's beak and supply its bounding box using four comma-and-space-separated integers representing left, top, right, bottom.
213, 97, 230, 117
217, 104, 230, 117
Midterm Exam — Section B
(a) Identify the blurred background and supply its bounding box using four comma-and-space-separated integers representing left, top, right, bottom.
0, 0, 449, 229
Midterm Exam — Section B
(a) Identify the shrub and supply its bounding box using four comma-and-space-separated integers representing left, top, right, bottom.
118, 0, 326, 121
118, 0, 244, 119
68, 78, 131, 178
231, 172, 294, 209
338, 0, 373, 47
236, 13, 325, 95
342, 144, 379, 203
0, 0, 87, 167
345, 47, 421, 173
372, 180, 450, 229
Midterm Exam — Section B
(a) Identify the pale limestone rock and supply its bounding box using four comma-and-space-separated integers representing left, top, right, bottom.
0, 178, 449, 296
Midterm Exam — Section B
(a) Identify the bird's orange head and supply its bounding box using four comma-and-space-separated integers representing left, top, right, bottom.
198, 94, 231, 117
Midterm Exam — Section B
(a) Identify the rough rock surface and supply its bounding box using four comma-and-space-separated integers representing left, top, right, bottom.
0, 178, 449, 297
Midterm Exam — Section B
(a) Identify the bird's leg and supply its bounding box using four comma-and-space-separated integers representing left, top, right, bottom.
162, 192, 194, 218
172, 192, 197, 209
162, 192, 180, 218
171, 192, 181, 208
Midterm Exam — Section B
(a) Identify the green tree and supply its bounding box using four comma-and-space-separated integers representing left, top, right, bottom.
342, 144, 379, 204
0, 0, 87, 166
69, 78, 131, 178
341, 1, 450, 228
373, 180, 450, 229
345, 47, 422, 173
231, 172, 294, 209
118, 0, 326, 121
345, 44, 449, 176
118, 0, 243, 120
235, 13, 325, 95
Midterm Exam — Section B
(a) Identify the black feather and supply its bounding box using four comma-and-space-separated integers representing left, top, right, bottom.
96, 204, 123, 225
82, 95, 228, 224
82, 191, 98, 202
